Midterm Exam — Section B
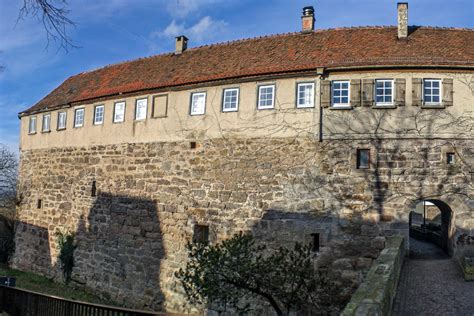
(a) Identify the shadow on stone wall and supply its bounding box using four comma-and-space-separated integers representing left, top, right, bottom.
246, 209, 388, 312
73, 192, 165, 311
11, 220, 53, 276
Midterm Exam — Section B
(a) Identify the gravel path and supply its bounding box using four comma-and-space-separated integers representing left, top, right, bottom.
392, 238, 474, 316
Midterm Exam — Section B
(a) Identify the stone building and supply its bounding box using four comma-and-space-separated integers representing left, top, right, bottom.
12, 3, 473, 314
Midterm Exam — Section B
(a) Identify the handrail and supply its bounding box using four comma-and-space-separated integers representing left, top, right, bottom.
0, 285, 186, 316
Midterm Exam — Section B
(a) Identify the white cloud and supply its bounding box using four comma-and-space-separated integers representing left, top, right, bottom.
166, 0, 224, 19
151, 16, 227, 42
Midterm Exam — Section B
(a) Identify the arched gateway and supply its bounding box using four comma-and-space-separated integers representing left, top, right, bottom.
409, 199, 455, 256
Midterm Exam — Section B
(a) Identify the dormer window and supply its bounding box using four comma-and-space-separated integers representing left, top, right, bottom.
42, 114, 51, 132
423, 79, 441, 105
28, 116, 37, 134
332, 81, 350, 107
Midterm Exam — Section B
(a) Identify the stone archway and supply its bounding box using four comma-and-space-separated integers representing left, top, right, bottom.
409, 199, 455, 257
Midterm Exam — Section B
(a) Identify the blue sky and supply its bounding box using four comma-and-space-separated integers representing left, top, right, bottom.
0, 0, 473, 152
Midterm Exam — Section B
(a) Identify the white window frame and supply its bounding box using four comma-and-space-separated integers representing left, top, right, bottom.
57, 111, 67, 130
296, 82, 315, 108
375, 79, 394, 106
135, 98, 148, 120
423, 79, 442, 106
28, 116, 37, 134
74, 108, 85, 128
42, 114, 51, 132
113, 101, 126, 123
190, 92, 206, 116
222, 88, 239, 112
257, 84, 275, 110
332, 80, 350, 107
94, 105, 105, 125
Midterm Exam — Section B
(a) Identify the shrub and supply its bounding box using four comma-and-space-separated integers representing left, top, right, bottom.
56, 231, 77, 284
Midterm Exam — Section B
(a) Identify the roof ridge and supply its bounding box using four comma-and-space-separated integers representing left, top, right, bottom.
75, 25, 473, 77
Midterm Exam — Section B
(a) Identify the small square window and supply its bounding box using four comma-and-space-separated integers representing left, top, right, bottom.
357, 149, 370, 169
222, 88, 239, 112
94, 105, 105, 125
193, 224, 209, 244
57, 112, 67, 130
446, 153, 455, 165
297, 82, 315, 108
423, 79, 442, 105
74, 108, 85, 127
135, 98, 148, 120
375, 80, 394, 106
332, 81, 350, 107
42, 114, 51, 132
28, 116, 37, 134
114, 102, 126, 123
37, 199, 42, 209
190, 92, 206, 115
257, 85, 275, 109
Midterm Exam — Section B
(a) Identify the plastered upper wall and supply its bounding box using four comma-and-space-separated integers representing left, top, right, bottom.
20, 70, 474, 150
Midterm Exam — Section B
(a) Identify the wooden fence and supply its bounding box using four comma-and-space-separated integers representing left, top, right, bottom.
0, 285, 172, 316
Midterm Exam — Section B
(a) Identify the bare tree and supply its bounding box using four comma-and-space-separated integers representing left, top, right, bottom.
0, 144, 17, 217
17, 0, 76, 51
0, 144, 18, 262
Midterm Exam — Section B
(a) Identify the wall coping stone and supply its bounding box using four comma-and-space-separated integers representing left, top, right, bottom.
341, 236, 405, 316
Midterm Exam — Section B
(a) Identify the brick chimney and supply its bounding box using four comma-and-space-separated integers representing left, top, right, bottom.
301, 6, 315, 32
175, 35, 188, 54
397, 2, 408, 39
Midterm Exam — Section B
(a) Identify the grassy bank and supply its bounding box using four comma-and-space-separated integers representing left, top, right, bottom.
0, 264, 114, 305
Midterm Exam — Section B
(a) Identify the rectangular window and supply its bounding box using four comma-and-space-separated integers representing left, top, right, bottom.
332, 81, 350, 107
74, 108, 85, 127
135, 98, 148, 120
311, 233, 320, 252
57, 112, 67, 130
28, 116, 37, 134
423, 79, 442, 105
193, 224, 209, 244
357, 149, 370, 169
222, 88, 239, 112
42, 114, 51, 132
93, 105, 105, 125
190, 92, 206, 115
446, 153, 455, 165
113, 102, 126, 123
296, 82, 315, 108
257, 85, 275, 109
375, 79, 394, 105
152, 94, 168, 118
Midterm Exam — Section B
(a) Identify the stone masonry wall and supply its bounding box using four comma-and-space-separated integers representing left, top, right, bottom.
12, 137, 473, 313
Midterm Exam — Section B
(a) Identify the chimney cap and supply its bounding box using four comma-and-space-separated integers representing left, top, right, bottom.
302, 6, 314, 16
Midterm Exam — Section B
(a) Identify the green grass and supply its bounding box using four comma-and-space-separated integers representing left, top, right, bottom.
0, 264, 115, 306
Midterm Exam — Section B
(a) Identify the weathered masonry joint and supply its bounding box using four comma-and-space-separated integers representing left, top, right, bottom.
13, 3, 474, 314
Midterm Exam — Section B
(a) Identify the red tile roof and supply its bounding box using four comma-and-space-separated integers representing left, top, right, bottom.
21, 26, 474, 116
